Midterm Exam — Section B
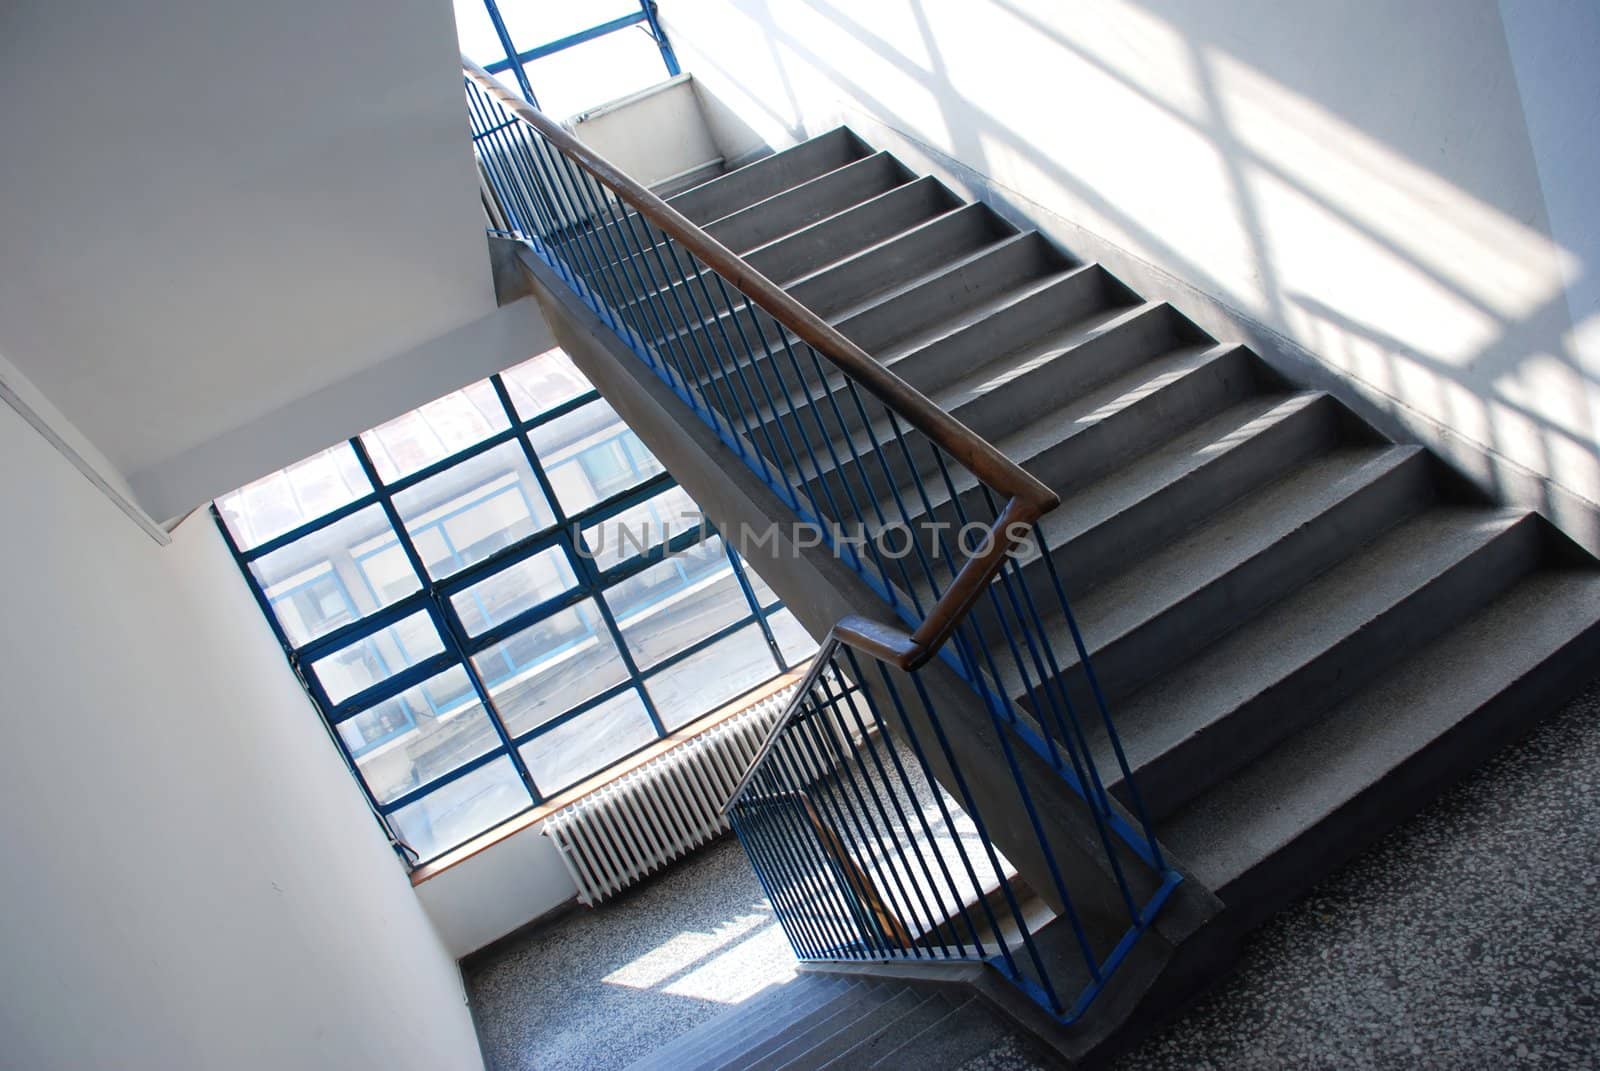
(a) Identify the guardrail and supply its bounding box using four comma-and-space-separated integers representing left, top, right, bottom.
462, 58, 1180, 1022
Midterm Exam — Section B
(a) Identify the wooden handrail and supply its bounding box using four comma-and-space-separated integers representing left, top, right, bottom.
463, 57, 1057, 677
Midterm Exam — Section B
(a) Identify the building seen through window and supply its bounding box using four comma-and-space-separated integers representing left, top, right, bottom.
215, 348, 815, 863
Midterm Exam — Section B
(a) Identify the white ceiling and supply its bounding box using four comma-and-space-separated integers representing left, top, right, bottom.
0, 0, 499, 506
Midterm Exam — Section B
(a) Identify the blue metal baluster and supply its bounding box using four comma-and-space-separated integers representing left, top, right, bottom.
729, 806, 809, 959
806, 671, 950, 956
812, 665, 965, 956
832, 647, 986, 957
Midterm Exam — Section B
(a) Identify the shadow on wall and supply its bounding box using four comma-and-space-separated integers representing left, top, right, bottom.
672, 0, 1597, 548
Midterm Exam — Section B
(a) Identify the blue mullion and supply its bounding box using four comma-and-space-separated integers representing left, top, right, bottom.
723, 542, 784, 669
322, 650, 461, 725
590, 523, 714, 587
516, 384, 604, 430
348, 434, 547, 803
640, 0, 680, 76
478, 0, 538, 107
483, 10, 649, 73
376, 744, 520, 817
489, 374, 670, 740
238, 491, 380, 563
212, 504, 413, 859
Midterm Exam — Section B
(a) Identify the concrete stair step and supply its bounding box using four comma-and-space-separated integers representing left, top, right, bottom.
1103, 507, 1542, 822
705, 151, 915, 254
623, 975, 855, 1071
863, 995, 1019, 1070
746, 175, 963, 284
1157, 566, 1600, 925
812, 990, 959, 1070
732, 270, 1134, 474
670, 126, 871, 223
748, 984, 920, 1071
1004, 445, 1433, 706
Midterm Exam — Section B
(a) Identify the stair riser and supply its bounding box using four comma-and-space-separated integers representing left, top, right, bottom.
1213, 604, 1600, 934
743, 988, 919, 1071
951, 305, 1197, 442
789, 204, 1007, 320
630, 177, 957, 335
882, 268, 1123, 398
747, 177, 961, 283
1031, 396, 1342, 607
675, 225, 1052, 422
705, 152, 914, 254
1036, 452, 1436, 710
671, 127, 868, 223
830, 232, 1059, 353
815, 995, 956, 1071
736, 280, 1149, 472
1128, 517, 1542, 822
692, 984, 865, 1069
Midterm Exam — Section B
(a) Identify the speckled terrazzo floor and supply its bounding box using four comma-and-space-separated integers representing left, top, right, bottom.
465, 678, 1600, 1071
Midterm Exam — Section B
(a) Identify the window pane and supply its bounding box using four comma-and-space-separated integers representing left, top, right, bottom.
310, 610, 445, 705
519, 688, 657, 793
646, 625, 779, 731
529, 399, 663, 516
521, 29, 671, 119
361, 379, 509, 483
606, 537, 753, 670
471, 599, 630, 738
450, 545, 578, 637
501, 348, 592, 420
249, 504, 416, 648
766, 609, 820, 668
580, 485, 703, 572
387, 756, 531, 862
338, 666, 502, 805
392, 440, 554, 579
216, 442, 371, 551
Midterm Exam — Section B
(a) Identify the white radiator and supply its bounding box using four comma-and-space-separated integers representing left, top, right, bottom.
543, 679, 819, 905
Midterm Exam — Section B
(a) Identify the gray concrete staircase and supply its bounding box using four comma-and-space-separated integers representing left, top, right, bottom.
552, 125, 1600, 1062
622, 972, 1038, 1071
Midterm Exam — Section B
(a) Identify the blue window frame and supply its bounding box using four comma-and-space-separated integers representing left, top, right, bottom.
215, 349, 813, 866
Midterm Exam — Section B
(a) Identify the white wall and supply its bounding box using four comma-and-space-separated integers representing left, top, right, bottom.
415, 826, 579, 959
0, 0, 498, 517
0, 406, 484, 1070
663, 0, 1600, 548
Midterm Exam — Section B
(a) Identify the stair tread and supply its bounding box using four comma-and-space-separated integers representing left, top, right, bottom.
626, 976, 854, 1071
1104, 506, 1535, 789
1033, 391, 1331, 554
864, 996, 1016, 1070
1056, 444, 1425, 666
670, 127, 867, 222
813, 991, 958, 1070
758, 985, 923, 1070
733, 982, 905, 1071
746, 176, 957, 282
694, 983, 872, 1069
1158, 568, 1600, 893
705, 151, 911, 252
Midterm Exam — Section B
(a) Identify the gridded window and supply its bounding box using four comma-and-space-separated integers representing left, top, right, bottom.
216, 348, 817, 865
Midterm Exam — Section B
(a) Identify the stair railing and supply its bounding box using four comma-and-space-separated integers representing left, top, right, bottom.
462, 59, 1181, 1023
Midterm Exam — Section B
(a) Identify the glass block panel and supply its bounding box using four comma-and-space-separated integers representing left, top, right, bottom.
309, 610, 445, 706
450, 544, 578, 637
249, 504, 415, 648
501, 348, 591, 421
645, 625, 779, 732
471, 598, 630, 738
386, 755, 531, 861
361, 379, 510, 483
579, 484, 704, 573
606, 537, 752, 670
519, 688, 657, 793
392, 440, 554, 579
338, 666, 501, 805
528, 399, 663, 517
765, 609, 820, 668
216, 442, 371, 551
